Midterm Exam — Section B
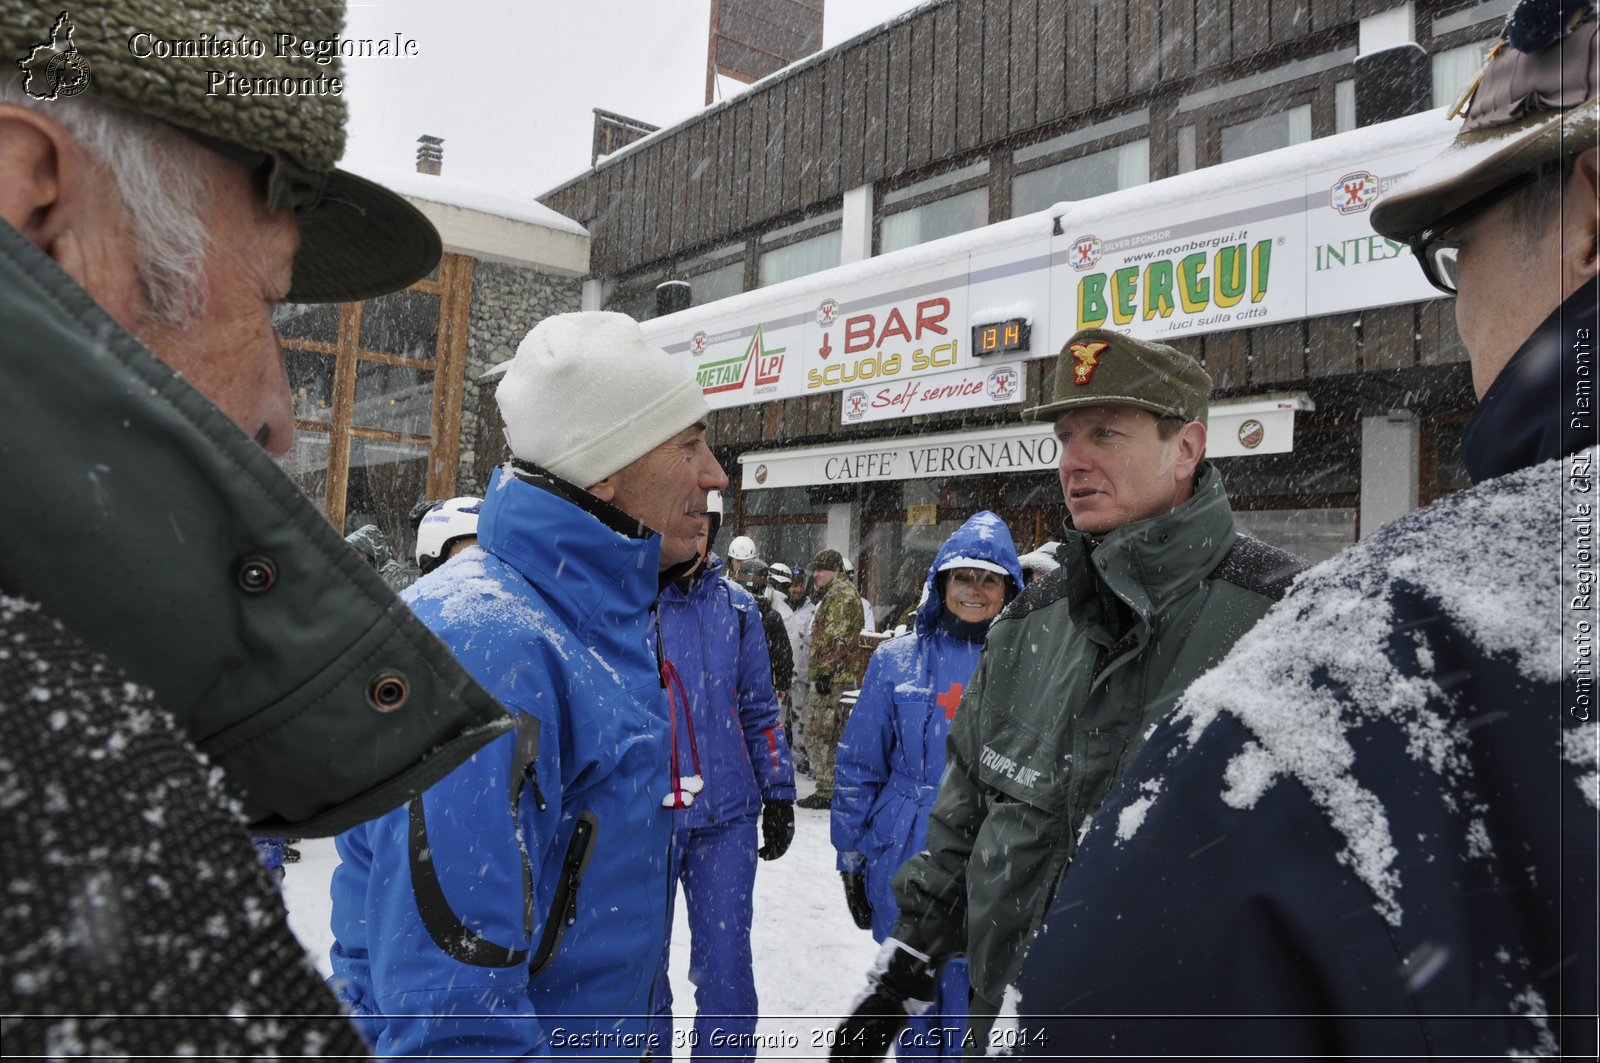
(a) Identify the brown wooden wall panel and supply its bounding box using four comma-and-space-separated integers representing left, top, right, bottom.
954, 0, 986, 152
1313, 0, 1357, 32
710, 118, 734, 244
864, 34, 891, 184
678, 121, 705, 253
614, 163, 637, 268
1203, 328, 1249, 390
1127, 0, 1159, 93
885, 23, 914, 177
1418, 299, 1466, 366
1252, 320, 1307, 383
929, 5, 960, 161
981, 0, 1012, 145
784, 78, 807, 206
1033, 0, 1067, 125
1094, 0, 1129, 104
1362, 305, 1416, 372
1270, 0, 1310, 46
638, 143, 662, 263
805, 393, 835, 436
662, 135, 687, 255
818, 63, 844, 200
761, 88, 788, 220
730, 106, 754, 225
1009, 0, 1038, 135
1160, 0, 1195, 80
799, 70, 823, 203
1064, 3, 1097, 114
906, 18, 936, 169
1308, 313, 1362, 377
1233, 0, 1271, 62
840, 46, 868, 190
1194, 0, 1232, 68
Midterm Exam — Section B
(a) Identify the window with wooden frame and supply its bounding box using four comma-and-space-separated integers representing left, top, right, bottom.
1009, 109, 1152, 218
876, 158, 990, 255
274, 252, 474, 561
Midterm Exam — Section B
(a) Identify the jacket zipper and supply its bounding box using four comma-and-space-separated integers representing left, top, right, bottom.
529, 811, 598, 976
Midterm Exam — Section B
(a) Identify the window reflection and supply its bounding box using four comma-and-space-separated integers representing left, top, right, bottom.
359, 289, 441, 360
353, 361, 435, 437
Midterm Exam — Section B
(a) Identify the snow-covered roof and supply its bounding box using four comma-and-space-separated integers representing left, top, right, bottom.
349, 163, 591, 276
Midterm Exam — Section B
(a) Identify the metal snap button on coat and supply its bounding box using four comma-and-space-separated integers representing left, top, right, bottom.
235, 555, 277, 593
366, 669, 410, 713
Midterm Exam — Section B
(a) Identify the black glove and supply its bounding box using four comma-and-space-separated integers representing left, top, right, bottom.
841, 870, 873, 930
814, 674, 833, 696
758, 800, 794, 861
831, 940, 936, 1060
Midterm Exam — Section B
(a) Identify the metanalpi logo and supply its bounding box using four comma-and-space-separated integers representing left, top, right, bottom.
17, 11, 92, 100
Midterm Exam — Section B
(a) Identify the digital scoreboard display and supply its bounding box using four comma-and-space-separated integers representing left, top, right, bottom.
971, 318, 1030, 356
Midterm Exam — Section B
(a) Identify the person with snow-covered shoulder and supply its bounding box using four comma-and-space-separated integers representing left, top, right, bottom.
329, 311, 729, 1060
832, 512, 1022, 1063
650, 525, 796, 1063
1008, 5, 1600, 1058
833, 330, 1306, 1059
0, 2, 512, 1054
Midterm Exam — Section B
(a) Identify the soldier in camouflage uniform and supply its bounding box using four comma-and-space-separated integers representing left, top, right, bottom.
798, 549, 866, 809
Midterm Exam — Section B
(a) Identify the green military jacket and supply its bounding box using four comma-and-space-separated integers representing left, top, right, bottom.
809, 575, 866, 686
0, 218, 512, 837
890, 464, 1303, 1003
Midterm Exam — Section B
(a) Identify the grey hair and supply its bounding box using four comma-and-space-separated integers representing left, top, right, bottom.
1512, 153, 1581, 251
1, 84, 212, 324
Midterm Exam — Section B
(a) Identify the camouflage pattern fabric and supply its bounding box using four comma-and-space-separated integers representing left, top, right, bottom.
805, 686, 850, 800
808, 577, 865, 686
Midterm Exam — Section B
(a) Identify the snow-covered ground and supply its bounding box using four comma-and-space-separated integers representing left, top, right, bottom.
282, 783, 877, 1058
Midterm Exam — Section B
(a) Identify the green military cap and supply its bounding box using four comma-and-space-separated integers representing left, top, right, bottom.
812, 548, 844, 572
1024, 328, 1212, 426
1, 1, 439, 303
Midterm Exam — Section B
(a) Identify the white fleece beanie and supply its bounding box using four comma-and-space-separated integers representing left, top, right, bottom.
496, 312, 708, 488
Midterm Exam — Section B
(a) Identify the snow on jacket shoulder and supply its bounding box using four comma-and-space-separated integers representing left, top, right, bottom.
329, 467, 676, 1060
659, 557, 794, 827
1013, 448, 1599, 1059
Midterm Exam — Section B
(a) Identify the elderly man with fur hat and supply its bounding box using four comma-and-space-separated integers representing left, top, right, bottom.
0, 2, 511, 1055
329, 311, 729, 1059
834, 329, 1305, 1057
1004, 2, 1598, 1057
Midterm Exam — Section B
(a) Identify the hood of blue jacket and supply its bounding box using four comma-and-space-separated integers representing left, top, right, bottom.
914, 510, 1023, 635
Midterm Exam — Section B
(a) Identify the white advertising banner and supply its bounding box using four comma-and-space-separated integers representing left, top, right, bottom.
742, 394, 1311, 489
636, 115, 1457, 422
840, 360, 1024, 424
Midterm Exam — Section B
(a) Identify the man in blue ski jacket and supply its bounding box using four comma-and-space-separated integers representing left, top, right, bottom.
651, 520, 796, 1061
328, 311, 729, 1060
832, 511, 1021, 1062
1011, 3, 1598, 1057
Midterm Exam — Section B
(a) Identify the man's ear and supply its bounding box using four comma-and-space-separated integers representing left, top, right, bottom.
587, 477, 617, 503
1174, 420, 1206, 481
0, 103, 67, 241
1563, 147, 1600, 287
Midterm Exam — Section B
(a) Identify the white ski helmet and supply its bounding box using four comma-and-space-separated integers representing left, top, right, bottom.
728, 535, 756, 562
416, 496, 483, 571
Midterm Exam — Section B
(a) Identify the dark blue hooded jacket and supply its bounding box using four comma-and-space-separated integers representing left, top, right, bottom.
831, 511, 1022, 942
1011, 281, 1598, 1059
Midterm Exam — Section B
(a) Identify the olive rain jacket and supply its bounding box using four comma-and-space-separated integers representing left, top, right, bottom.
0, 218, 509, 1052
330, 464, 679, 1060
890, 465, 1303, 1006
1011, 278, 1599, 1060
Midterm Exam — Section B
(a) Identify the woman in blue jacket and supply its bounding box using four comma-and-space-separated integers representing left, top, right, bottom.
651, 526, 796, 1062
832, 511, 1021, 1062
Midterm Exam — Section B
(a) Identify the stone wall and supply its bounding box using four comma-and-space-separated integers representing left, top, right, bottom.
457, 260, 582, 494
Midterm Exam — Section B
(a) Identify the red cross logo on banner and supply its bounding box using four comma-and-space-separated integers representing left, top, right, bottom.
936, 682, 964, 720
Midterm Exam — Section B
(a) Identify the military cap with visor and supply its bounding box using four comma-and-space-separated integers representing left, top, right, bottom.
1025, 328, 1213, 426
1370, 0, 1599, 290
0, 0, 441, 302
